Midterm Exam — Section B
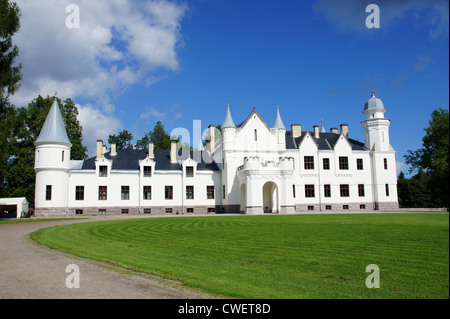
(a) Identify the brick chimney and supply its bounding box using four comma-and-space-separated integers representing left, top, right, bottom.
313, 125, 320, 138
96, 140, 103, 160
330, 128, 338, 134
148, 142, 154, 158
291, 124, 301, 138
111, 142, 117, 156
170, 140, 177, 163
340, 124, 349, 138
208, 125, 215, 154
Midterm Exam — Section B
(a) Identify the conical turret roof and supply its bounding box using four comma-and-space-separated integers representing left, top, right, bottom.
35, 98, 71, 146
222, 104, 236, 128
272, 106, 286, 130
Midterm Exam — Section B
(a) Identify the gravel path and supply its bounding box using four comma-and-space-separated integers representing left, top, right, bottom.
0, 216, 216, 299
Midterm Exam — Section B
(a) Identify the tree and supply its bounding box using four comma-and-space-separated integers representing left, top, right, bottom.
0, 0, 22, 197
404, 108, 449, 207
136, 121, 173, 151
2, 95, 88, 203
108, 129, 134, 150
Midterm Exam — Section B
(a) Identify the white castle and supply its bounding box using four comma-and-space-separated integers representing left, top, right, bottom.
34, 92, 398, 216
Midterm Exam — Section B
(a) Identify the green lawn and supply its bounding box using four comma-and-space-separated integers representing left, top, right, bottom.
30, 213, 449, 298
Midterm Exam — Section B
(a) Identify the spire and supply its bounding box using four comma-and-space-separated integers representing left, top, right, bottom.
272, 106, 286, 130
320, 119, 326, 132
222, 104, 236, 128
35, 97, 71, 146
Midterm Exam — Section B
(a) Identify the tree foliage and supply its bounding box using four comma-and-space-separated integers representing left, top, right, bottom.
108, 129, 134, 150
403, 108, 449, 208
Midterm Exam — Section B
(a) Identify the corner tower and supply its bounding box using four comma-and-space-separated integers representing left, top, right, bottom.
34, 97, 72, 216
361, 91, 391, 151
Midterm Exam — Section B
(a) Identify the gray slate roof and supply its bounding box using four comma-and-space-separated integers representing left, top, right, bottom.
35, 99, 71, 145
285, 131, 368, 151
80, 149, 220, 171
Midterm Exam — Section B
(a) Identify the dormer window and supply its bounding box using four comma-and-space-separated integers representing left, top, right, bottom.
99, 165, 108, 177
186, 166, 194, 177
143, 166, 152, 177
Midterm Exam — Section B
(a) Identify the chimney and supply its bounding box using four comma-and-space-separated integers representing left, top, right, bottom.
111, 143, 117, 156
102, 145, 107, 154
96, 140, 103, 160
170, 140, 177, 163
340, 124, 349, 138
330, 128, 338, 134
313, 125, 320, 138
208, 125, 215, 154
291, 124, 302, 138
148, 142, 154, 158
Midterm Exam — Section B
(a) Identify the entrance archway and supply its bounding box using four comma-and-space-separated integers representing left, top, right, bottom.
262, 181, 278, 213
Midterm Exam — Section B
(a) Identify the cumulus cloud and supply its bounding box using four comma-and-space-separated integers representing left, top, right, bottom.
78, 104, 123, 156
11, 0, 188, 108
313, 0, 449, 38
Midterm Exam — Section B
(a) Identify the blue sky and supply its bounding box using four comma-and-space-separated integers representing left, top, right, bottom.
12, 0, 449, 174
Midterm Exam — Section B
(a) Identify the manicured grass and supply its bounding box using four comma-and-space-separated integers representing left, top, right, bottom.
30, 214, 449, 298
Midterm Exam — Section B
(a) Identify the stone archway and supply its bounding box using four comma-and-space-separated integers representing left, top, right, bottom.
262, 181, 278, 213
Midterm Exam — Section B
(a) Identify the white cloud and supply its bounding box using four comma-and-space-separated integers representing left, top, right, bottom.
313, 0, 449, 38
11, 0, 188, 108
78, 105, 122, 156
139, 107, 167, 121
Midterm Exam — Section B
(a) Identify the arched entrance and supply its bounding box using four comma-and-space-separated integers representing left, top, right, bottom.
240, 183, 247, 213
262, 181, 278, 213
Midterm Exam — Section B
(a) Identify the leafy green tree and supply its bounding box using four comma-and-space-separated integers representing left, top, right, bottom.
136, 121, 173, 151
0, 0, 22, 197
108, 129, 134, 150
404, 108, 449, 207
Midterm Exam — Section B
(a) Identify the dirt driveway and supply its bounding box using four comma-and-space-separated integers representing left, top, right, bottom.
0, 216, 215, 299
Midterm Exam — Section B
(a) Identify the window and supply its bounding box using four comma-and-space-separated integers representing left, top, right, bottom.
304, 156, 314, 169
339, 157, 349, 170
384, 158, 388, 170
143, 186, 152, 200
186, 166, 194, 177
99, 186, 107, 200
305, 185, 315, 198
343, 205, 349, 210
98, 209, 106, 215
186, 186, 194, 199
357, 158, 364, 170
121, 186, 130, 200
324, 184, 331, 197
144, 209, 151, 214
75, 186, 84, 200
207, 208, 215, 213
325, 205, 332, 210
385, 184, 390, 196
186, 208, 194, 213
165, 208, 173, 214
308, 206, 314, 211
360, 205, 366, 210
143, 166, 152, 177
165, 186, 173, 200
75, 209, 83, 215
292, 185, 296, 198
207, 186, 215, 199
254, 129, 257, 141
323, 158, 330, 170
358, 184, 365, 197
222, 185, 226, 199
99, 165, 107, 177
62, 151, 65, 162
121, 209, 129, 214
340, 184, 349, 197
45, 185, 52, 201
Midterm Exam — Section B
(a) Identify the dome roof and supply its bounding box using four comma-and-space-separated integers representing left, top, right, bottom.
364, 91, 385, 112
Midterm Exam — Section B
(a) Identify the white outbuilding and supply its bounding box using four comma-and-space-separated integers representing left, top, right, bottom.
0, 197, 29, 218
